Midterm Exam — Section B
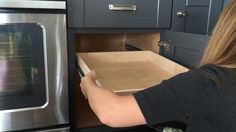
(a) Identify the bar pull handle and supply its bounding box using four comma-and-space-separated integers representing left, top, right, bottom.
109, 4, 136, 11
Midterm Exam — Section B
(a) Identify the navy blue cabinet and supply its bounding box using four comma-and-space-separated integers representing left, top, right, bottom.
158, 0, 225, 68
68, 0, 172, 28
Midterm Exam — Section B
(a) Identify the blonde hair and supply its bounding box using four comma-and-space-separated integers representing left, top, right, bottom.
201, 0, 236, 68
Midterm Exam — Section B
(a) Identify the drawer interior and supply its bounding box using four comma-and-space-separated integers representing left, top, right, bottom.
77, 51, 188, 94
75, 33, 160, 53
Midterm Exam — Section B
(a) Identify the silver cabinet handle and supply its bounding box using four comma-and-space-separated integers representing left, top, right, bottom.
176, 11, 186, 17
158, 41, 171, 51
109, 4, 136, 11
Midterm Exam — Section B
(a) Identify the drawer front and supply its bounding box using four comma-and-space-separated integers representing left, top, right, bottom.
68, 0, 84, 28
84, 0, 159, 28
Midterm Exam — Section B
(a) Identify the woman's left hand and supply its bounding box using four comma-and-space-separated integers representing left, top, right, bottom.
79, 70, 146, 127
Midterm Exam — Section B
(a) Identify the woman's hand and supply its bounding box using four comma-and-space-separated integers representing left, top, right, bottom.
80, 71, 97, 98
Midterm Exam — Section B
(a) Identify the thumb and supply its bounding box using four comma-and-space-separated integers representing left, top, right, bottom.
90, 70, 97, 81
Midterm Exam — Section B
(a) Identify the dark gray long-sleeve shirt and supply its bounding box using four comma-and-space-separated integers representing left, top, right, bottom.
134, 64, 236, 132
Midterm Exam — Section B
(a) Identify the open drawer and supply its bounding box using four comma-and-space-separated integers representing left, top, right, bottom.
76, 51, 189, 94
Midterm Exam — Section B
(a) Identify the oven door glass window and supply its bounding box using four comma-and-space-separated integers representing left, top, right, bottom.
0, 23, 47, 111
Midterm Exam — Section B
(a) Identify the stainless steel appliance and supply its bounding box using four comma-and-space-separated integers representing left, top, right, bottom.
0, 0, 69, 131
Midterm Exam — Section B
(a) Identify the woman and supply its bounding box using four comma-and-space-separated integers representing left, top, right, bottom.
80, 1, 236, 131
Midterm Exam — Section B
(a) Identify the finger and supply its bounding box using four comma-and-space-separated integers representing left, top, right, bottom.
80, 77, 84, 87
80, 80, 87, 99
90, 70, 96, 81
81, 89, 87, 99
81, 90, 87, 99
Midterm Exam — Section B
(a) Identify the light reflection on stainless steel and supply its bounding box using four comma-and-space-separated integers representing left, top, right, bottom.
0, 13, 68, 131
37, 127, 70, 132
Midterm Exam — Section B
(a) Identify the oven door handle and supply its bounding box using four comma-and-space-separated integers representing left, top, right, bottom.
0, 0, 65, 9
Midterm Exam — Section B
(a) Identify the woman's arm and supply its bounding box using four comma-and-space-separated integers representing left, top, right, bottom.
80, 71, 147, 127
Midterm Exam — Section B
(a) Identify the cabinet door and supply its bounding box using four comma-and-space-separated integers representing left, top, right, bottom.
171, 0, 223, 34
84, 0, 172, 28
160, 31, 209, 68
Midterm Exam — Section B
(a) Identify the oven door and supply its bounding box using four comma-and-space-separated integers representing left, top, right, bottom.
0, 23, 48, 111
0, 13, 68, 131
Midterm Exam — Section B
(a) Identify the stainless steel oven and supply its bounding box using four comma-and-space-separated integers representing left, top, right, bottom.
0, 0, 68, 131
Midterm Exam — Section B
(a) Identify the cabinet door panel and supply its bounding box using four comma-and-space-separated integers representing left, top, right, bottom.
84, 0, 157, 28
187, 0, 210, 6
171, 0, 223, 34
160, 31, 209, 68
185, 7, 209, 34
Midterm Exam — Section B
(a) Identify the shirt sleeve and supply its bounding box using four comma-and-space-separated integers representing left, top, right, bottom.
134, 67, 216, 127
